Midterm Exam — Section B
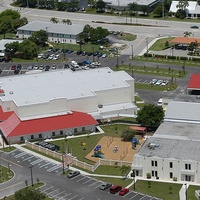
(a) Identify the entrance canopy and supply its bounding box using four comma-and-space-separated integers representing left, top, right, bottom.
187, 74, 200, 95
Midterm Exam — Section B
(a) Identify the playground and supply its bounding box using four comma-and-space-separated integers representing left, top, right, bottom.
85, 136, 144, 163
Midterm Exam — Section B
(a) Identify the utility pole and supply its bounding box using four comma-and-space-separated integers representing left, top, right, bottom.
131, 45, 134, 60
146, 37, 149, 53
162, 0, 165, 19
116, 48, 119, 67
37, 0, 39, 8
27, 0, 29, 7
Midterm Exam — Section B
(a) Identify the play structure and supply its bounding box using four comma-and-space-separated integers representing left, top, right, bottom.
81, 140, 87, 150
92, 145, 104, 158
131, 136, 141, 150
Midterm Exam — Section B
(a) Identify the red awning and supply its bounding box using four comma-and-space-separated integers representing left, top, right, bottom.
129, 126, 146, 132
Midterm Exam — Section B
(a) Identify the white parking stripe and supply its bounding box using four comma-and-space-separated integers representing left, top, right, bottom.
41, 186, 54, 192
30, 159, 43, 165
68, 195, 78, 200
76, 176, 87, 182
83, 179, 93, 184
47, 165, 61, 172
23, 155, 34, 161
48, 188, 59, 195
14, 152, 27, 158
89, 181, 99, 187
53, 191, 66, 198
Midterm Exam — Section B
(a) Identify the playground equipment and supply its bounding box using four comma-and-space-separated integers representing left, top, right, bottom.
92, 145, 104, 158
113, 146, 118, 153
81, 140, 87, 150
131, 136, 141, 150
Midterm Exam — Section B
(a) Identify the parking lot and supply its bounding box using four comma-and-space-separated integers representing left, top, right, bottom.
10, 148, 161, 200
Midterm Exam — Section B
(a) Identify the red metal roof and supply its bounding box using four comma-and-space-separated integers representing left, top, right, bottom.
129, 126, 146, 132
187, 74, 200, 89
0, 107, 14, 121
0, 109, 98, 138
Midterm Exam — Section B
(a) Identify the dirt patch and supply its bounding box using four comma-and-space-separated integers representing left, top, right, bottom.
85, 136, 144, 163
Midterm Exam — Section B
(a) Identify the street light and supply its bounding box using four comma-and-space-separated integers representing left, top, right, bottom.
29, 166, 34, 187
92, 47, 94, 62
185, 183, 187, 200
62, 154, 65, 174
27, 0, 29, 8
146, 37, 149, 53
116, 48, 119, 67
132, 169, 136, 190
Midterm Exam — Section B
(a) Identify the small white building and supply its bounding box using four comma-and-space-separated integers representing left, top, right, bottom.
132, 101, 200, 183
16, 21, 84, 44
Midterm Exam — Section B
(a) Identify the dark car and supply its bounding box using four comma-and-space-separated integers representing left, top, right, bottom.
76, 50, 83, 55
14, 69, 20, 74
190, 25, 199, 29
93, 51, 99, 56
87, 52, 93, 56
67, 171, 80, 178
110, 185, 122, 194
16, 64, 22, 70
67, 49, 74, 54
82, 52, 87, 56
0, 69, 2, 74
100, 182, 112, 190
45, 65, 50, 71
64, 64, 69, 69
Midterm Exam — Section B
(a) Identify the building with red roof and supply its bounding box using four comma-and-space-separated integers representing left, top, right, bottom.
0, 107, 98, 144
187, 74, 200, 95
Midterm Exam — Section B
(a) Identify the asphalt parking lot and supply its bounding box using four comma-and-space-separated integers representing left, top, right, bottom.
9, 149, 161, 200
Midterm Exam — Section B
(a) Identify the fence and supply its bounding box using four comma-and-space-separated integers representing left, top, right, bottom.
25, 141, 132, 172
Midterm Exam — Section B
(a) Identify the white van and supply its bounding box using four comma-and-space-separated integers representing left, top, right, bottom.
157, 98, 163, 106
70, 60, 79, 68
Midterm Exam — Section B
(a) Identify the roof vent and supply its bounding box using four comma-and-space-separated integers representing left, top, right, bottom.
0, 89, 5, 96
9, 91, 13, 94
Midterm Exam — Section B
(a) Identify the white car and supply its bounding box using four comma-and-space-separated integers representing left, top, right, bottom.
102, 54, 107, 58
155, 80, 163, 85
82, 66, 90, 70
52, 64, 57, 70
48, 54, 54, 60
37, 54, 43, 58
34, 65, 39, 70
91, 62, 101, 66
161, 80, 169, 86
150, 79, 157, 85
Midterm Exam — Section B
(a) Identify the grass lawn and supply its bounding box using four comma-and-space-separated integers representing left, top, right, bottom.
135, 82, 178, 91
115, 64, 187, 78
92, 176, 132, 188
0, 165, 14, 183
94, 165, 131, 176
0, 33, 15, 40
149, 37, 175, 51
188, 185, 200, 200
0, 146, 16, 152
116, 33, 137, 41
130, 180, 182, 200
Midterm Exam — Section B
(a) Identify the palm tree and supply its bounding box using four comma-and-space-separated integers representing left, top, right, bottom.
183, 31, 192, 37
66, 19, 72, 25
121, 165, 130, 178
176, 0, 189, 10
61, 19, 68, 24
50, 17, 59, 23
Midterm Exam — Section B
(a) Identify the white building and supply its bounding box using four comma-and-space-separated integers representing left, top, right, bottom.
0, 68, 136, 144
170, 1, 200, 19
16, 21, 84, 44
132, 101, 200, 183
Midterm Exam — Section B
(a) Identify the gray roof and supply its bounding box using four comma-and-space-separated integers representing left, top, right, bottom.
0, 39, 22, 51
17, 21, 84, 35
105, 0, 158, 7
0, 67, 133, 106
137, 136, 200, 161
154, 121, 200, 140
164, 101, 200, 123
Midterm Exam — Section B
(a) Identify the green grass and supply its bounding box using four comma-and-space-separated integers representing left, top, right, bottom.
116, 33, 137, 41
130, 180, 182, 200
116, 65, 187, 78
0, 146, 16, 152
92, 176, 132, 188
94, 165, 131, 176
0, 165, 14, 183
135, 96, 142, 102
0, 33, 15, 40
136, 103, 147, 108
149, 37, 175, 51
135, 82, 178, 91
188, 185, 200, 200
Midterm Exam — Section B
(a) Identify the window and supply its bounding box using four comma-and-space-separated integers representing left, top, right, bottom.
60, 130, 63, 135
52, 132, 55, 136
170, 162, 173, 168
74, 128, 77, 133
185, 164, 191, 170
82, 127, 85, 132
31, 135, 34, 139
170, 172, 173, 179
155, 171, 158, 177
151, 160, 157, 167
70, 35, 71, 38
151, 171, 154, 177
39, 134, 42, 138
20, 136, 24, 141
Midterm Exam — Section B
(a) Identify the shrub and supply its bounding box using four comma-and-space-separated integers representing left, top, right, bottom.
192, 57, 200, 62
144, 53, 153, 57
121, 129, 135, 141
173, 177, 177, 181
146, 172, 151, 179
179, 56, 188, 61
167, 55, 177, 60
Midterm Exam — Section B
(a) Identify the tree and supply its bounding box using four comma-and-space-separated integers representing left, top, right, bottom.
189, 40, 199, 53
0, 16, 12, 39
29, 30, 48, 46
175, 9, 186, 19
176, 0, 189, 10
128, 2, 138, 14
19, 39, 38, 59
153, 4, 163, 17
121, 129, 135, 141
15, 187, 46, 200
13, 17, 28, 31
5, 41, 20, 55
136, 104, 164, 129
96, 0, 106, 12
50, 17, 59, 23
183, 31, 192, 37
0, 9, 20, 20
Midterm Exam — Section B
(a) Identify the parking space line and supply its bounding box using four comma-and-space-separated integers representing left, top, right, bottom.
40, 186, 54, 192
79, 198, 84, 200
68, 195, 78, 200
53, 190, 66, 198
76, 176, 87, 182
61, 193, 71, 199
47, 165, 61, 172
48, 188, 59, 195
82, 179, 93, 184
89, 181, 99, 187
71, 174, 81, 180
40, 162, 50, 168
30, 159, 43, 165
23, 155, 34, 161
14, 152, 27, 158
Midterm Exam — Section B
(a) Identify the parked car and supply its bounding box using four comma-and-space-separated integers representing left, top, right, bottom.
0, 69, 2, 74
110, 185, 122, 194
67, 171, 80, 178
34, 65, 39, 70
28, 65, 33, 70
11, 65, 16, 70
14, 69, 20, 74
102, 53, 107, 58
64, 64, 69, 69
100, 182, 112, 190
37, 53, 43, 58
45, 65, 50, 71
119, 188, 129, 196
155, 80, 163, 85
150, 79, 157, 85
16, 64, 22, 70
76, 50, 83, 55
161, 80, 169, 86
67, 49, 74, 54
52, 64, 57, 70
39, 65, 44, 70
91, 62, 101, 66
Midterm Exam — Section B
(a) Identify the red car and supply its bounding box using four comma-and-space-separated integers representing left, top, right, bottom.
11, 65, 16, 70
119, 188, 129, 196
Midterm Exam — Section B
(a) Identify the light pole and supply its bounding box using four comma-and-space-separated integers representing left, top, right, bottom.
146, 37, 149, 53
116, 48, 119, 67
92, 47, 94, 62
27, 0, 29, 7
131, 45, 134, 60
132, 169, 136, 190
185, 183, 187, 200
29, 166, 34, 187
62, 154, 65, 174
